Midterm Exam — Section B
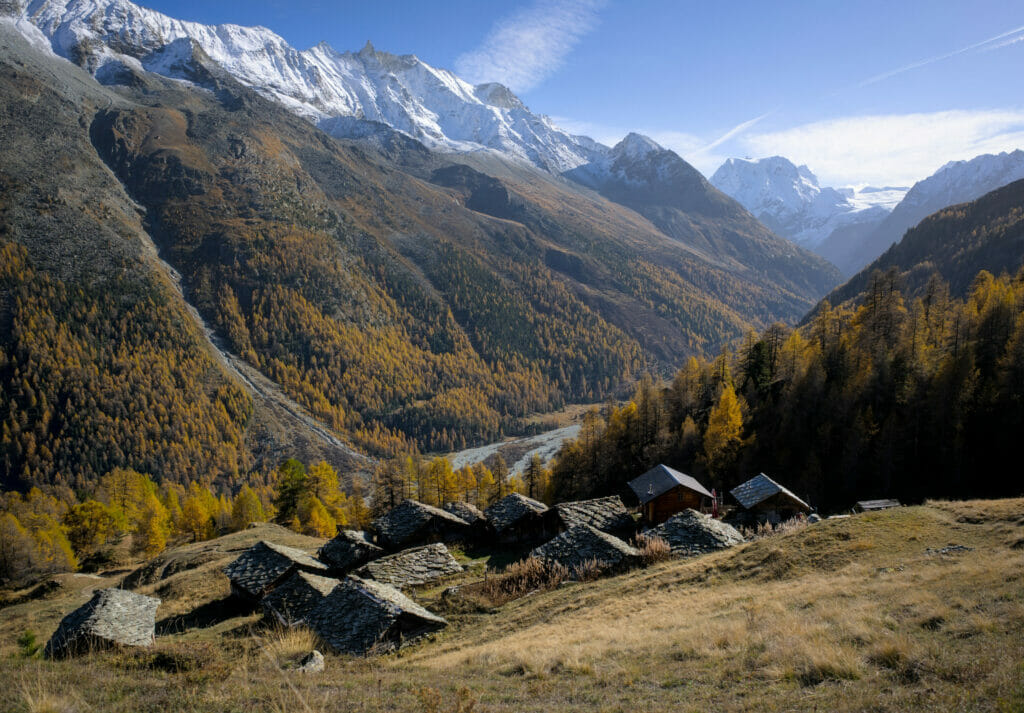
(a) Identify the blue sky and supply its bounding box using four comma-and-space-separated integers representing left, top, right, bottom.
141, 0, 1024, 186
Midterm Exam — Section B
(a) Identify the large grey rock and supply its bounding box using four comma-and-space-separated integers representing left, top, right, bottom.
530, 524, 641, 577
223, 541, 327, 601
305, 576, 446, 655
647, 509, 744, 556
356, 543, 462, 589
372, 500, 470, 549
45, 588, 160, 659
261, 571, 341, 627
296, 650, 324, 673
318, 530, 384, 572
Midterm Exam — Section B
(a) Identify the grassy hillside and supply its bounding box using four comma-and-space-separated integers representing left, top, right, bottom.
1, 500, 1021, 711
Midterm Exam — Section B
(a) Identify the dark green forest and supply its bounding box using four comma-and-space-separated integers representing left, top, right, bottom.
551, 267, 1024, 511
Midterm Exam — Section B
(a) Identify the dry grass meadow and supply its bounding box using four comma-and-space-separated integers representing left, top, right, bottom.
1, 500, 1023, 712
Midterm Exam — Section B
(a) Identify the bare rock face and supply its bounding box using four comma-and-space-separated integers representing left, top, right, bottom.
647, 509, 744, 556
356, 543, 462, 589
530, 524, 641, 577
45, 588, 160, 659
305, 576, 446, 655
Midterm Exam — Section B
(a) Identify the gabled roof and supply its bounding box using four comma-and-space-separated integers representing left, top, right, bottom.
319, 530, 385, 572
730, 473, 810, 512
628, 465, 713, 504
305, 575, 446, 655
223, 541, 327, 599
372, 499, 469, 549
530, 524, 641, 576
356, 542, 463, 589
484, 493, 548, 534
45, 588, 160, 659
443, 501, 486, 525
646, 509, 744, 556
554, 496, 634, 534
261, 571, 341, 627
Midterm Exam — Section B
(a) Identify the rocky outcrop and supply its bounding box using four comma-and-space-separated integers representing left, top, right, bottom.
305, 576, 446, 655
647, 509, 744, 556
45, 588, 160, 658
223, 541, 327, 600
318, 530, 384, 573
356, 543, 463, 589
530, 524, 641, 577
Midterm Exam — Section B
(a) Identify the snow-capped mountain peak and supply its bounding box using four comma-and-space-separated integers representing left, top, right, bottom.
613, 132, 664, 160
711, 156, 904, 248
12, 0, 606, 173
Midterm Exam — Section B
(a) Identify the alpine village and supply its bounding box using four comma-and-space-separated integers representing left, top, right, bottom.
0, 2, 1022, 711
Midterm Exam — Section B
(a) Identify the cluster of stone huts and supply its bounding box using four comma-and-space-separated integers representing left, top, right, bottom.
44, 467, 813, 659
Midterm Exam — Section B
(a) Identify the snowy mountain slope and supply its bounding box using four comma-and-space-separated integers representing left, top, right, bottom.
818, 149, 1024, 275
12, 0, 603, 173
710, 156, 905, 249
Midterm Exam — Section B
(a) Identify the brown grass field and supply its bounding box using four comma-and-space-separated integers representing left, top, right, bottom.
1, 500, 1023, 712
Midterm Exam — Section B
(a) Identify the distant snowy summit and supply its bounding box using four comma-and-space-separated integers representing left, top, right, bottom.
710, 156, 906, 249
8, 0, 606, 173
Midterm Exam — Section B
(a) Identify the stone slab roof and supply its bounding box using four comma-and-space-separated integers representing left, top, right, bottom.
443, 501, 487, 525
646, 509, 744, 556
856, 499, 902, 511
484, 493, 548, 534
356, 542, 463, 589
730, 473, 810, 512
45, 588, 160, 659
629, 465, 713, 505
261, 571, 341, 627
530, 524, 641, 577
372, 499, 470, 549
318, 530, 385, 572
223, 540, 327, 600
554, 496, 634, 534
306, 575, 446, 655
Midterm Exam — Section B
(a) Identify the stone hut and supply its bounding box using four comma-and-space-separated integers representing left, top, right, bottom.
356, 543, 463, 589
261, 571, 341, 627
305, 576, 447, 655
730, 473, 811, 525
646, 509, 744, 556
223, 541, 328, 601
45, 588, 160, 659
628, 464, 713, 525
443, 501, 493, 540
372, 500, 470, 550
530, 524, 641, 577
855, 499, 902, 512
318, 530, 385, 573
484, 493, 552, 544
548, 496, 635, 537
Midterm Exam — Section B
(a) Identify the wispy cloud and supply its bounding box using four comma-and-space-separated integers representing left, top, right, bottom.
697, 112, 773, 154
455, 0, 605, 93
739, 109, 1024, 186
858, 23, 1024, 88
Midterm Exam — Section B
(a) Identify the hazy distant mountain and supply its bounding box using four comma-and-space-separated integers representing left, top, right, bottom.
821, 149, 1024, 275
824, 177, 1024, 306
710, 156, 905, 256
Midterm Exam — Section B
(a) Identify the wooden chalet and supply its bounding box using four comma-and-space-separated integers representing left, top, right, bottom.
628, 464, 713, 525
730, 473, 811, 525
